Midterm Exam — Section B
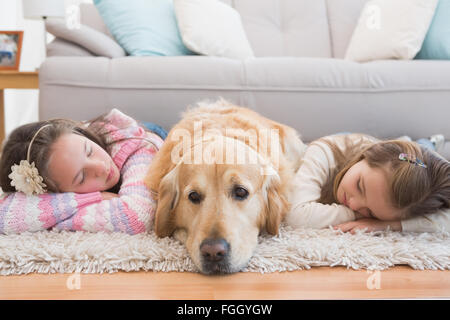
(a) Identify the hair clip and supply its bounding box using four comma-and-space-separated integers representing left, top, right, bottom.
398, 153, 427, 168
8, 124, 51, 195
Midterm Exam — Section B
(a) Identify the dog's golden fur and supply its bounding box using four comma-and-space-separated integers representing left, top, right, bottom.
145, 99, 306, 274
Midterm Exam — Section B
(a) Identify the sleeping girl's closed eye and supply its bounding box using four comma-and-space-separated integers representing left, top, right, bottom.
47, 134, 120, 193
337, 159, 403, 222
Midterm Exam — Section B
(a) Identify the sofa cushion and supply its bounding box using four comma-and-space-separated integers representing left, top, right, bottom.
46, 38, 95, 57
93, 0, 195, 56
326, 0, 369, 58
416, 0, 450, 60
79, 3, 112, 37
345, 0, 438, 62
40, 57, 450, 94
76, 1, 337, 58
40, 57, 450, 146
174, 0, 254, 59
230, 0, 332, 58
45, 18, 126, 58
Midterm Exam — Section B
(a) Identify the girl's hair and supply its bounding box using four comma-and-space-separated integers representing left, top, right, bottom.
0, 114, 125, 193
317, 135, 450, 219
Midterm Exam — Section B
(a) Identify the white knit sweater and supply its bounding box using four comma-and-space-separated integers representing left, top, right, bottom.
286, 134, 450, 233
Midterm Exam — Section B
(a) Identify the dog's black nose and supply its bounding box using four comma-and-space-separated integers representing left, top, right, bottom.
200, 238, 229, 263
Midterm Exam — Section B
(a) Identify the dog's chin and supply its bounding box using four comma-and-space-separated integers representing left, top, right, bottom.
188, 246, 250, 275
201, 260, 232, 275
199, 259, 246, 275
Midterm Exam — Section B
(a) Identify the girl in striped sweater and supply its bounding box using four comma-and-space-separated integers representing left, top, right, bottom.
0, 109, 164, 235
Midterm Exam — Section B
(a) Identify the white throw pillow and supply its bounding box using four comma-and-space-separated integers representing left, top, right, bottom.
345, 0, 438, 62
173, 0, 254, 60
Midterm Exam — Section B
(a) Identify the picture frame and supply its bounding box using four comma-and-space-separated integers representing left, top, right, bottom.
0, 31, 24, 71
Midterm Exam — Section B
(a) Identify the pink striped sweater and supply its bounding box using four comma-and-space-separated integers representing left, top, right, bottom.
0, 109, 164, 235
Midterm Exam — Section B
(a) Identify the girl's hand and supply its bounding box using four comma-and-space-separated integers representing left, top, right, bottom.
333, 218, 402, 234
101, 192, 119, 200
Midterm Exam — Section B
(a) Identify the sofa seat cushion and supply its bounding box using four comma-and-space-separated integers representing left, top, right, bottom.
39, 56, 245, 88
40, 56, 450, 91
247, 58, 450, 90
39, 57, 450, 159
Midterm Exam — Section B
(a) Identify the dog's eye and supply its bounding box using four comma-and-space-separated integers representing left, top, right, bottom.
233, 186, 249, 200
188, 191, 202, 204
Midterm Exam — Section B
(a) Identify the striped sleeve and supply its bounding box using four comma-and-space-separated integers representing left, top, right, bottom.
0, 191, 102, 234
0, 108, 163, 235
52, 134, 163, 234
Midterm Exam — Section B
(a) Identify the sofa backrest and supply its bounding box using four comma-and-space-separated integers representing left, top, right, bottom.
79, 0, 370, 58
326, 0, 369, 58
223, 0, 332, 58
79, 3, 112, 37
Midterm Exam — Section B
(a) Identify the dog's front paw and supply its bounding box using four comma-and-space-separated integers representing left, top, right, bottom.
173, 228, 188, 244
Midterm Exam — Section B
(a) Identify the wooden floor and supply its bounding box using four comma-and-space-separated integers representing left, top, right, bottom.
1, 266, 449, 300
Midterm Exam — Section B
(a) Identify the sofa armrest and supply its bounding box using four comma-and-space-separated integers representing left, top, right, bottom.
45, 18, 126, 58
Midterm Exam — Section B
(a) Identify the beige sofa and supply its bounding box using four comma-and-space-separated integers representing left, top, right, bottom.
39, 0, 450, 159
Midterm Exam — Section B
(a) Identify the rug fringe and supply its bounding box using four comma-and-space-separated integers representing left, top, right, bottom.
1, 226, 449, 275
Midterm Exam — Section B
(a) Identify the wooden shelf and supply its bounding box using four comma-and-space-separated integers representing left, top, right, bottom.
0, 70, 39, 145
0, 70, 39, 89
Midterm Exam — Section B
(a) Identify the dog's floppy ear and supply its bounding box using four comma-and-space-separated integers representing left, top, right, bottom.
154, 165, 180, 237
145, 134, 181, 237
144, 136, 179, 193
261, 170, 289, 235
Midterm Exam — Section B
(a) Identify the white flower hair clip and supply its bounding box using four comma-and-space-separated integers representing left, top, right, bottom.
8, 124, 52, 196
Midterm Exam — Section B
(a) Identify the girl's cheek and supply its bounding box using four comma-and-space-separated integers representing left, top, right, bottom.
83, 181, 105, 193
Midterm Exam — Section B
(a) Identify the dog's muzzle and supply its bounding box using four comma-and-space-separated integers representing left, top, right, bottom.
200, 238, 231, 274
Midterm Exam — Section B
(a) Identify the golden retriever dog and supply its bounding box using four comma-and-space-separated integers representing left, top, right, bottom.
145, 99, 306, 274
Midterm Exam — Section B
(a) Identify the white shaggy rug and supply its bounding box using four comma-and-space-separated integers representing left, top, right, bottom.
1, 224, 449, 275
